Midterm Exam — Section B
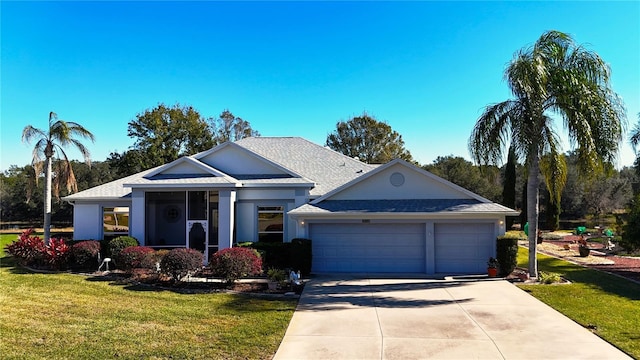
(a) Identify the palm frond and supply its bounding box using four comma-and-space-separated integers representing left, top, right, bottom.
21, 125, 47, 144
469, 101, 518, 165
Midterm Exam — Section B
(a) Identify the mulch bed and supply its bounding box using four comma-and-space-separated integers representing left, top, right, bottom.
541, 238, 640, 284
82, 269, 304, 295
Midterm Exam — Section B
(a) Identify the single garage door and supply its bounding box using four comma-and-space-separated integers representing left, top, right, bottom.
434, 223, 494, 274
309, 223, 425, 273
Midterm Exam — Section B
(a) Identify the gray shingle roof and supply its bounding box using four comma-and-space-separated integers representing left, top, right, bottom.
63, 167, 159, 201
289, 199, 519, 215
64, 137, 370, 201
235, 137, 376, 196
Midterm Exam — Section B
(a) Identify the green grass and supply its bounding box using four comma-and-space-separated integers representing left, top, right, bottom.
0, 234, 297, 360
517, 247, 640, 358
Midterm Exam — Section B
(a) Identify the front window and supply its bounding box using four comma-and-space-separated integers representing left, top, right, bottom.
103, 207, 129, 240
258, 206, 284, 242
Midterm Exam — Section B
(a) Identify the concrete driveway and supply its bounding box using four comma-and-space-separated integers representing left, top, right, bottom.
274, 275, 630, 359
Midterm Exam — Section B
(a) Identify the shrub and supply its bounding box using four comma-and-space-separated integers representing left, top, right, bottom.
4, 229, 71, 270
539, 271, 562, 284
44, 238, 71, 270
160, 248, 203, 281
140, 249, 169, 270
496, 234, 520, 277
5, 229, 45, 266
119, 246, 155, 270
289, 238, 312, 276
209, 247, 262, 284
108, 236, 139, 266
71, 241, 101, 270
240, 238, 312, 276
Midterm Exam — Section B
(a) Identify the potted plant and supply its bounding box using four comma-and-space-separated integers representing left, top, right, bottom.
266, 268, 286, 290
577, 236, 590, 257
487, 257, 499, 277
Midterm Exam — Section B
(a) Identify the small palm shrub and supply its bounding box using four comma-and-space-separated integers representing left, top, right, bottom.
539, 271, 562, 284
209, 247, 262, 285
160, 248, 203, 281
71, 240, 101, 270
108, 236, 139, 266
119, 246, 155, 271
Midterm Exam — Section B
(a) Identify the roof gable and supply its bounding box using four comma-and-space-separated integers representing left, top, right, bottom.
145, 157, 235, 180
313, 159, 490, 203
234, 137, 376, 196
195, 142, 299, 178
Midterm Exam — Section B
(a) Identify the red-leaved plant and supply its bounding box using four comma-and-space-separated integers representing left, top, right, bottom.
5, 229, 70, 270
208, 247, 262, 285
44, 238, 70, 270
5, 229, 45, 266
159, 248, 204, 281
119, 246, 155, 271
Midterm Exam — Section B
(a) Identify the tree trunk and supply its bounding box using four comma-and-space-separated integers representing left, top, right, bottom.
527, 156, 540, 278
43, 155, 52, 245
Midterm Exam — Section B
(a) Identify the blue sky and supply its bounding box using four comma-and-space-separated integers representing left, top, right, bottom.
2, 1, 639, 172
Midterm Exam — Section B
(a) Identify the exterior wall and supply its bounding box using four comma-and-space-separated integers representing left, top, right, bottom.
330, 163, 472, 200
72, 201, 133, 240
130, 189, 146, 245
218, 190, 236, 250
72, 203, 102, 240
235, 188, 305, 243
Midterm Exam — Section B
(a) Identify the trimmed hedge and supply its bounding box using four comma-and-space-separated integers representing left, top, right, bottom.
496, 234, 521, 276
160, 248, 203, 281
208, 247, 263, 284
70, 240, 101, 270
119, 246, 155, 270
239, 238, 311, 276
108, 236, 139, 267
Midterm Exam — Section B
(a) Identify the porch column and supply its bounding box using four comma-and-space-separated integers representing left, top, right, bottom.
218, 189, 236, 250
130, 189, 145, 245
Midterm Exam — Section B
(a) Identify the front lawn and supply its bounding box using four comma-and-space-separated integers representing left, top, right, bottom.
0, 234, 297, 359
517, 247, 640, 358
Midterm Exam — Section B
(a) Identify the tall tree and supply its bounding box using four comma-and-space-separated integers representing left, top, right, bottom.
469, 31, 625, 277
210, 110, 260, 145
326, 113, 413, 164
127, 103, 214, 169
22, 112, 95, 243
424, 156, 501, 202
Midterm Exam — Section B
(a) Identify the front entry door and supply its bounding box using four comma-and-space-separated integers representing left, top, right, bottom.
187, 220, 208, 261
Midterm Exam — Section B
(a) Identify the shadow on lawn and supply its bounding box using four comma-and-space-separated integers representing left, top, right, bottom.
537, 256, 640, 301
0, 256, 33, 274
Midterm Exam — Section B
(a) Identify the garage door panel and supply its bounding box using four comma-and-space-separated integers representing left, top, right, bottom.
310, 223, 425, 273
434, 223, 494, 274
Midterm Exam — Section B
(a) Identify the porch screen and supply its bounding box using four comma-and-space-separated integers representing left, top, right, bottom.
146, 191, 186, 247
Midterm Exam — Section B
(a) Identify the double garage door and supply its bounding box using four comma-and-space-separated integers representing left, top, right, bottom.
309, 222, 494, 274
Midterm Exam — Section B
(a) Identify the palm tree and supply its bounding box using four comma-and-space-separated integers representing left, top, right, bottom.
629, 113, 640, 153
469, 31, 626, 277
22, 112, 95, 244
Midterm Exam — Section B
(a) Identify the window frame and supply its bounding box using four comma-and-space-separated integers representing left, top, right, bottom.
257, 205, 285, 242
